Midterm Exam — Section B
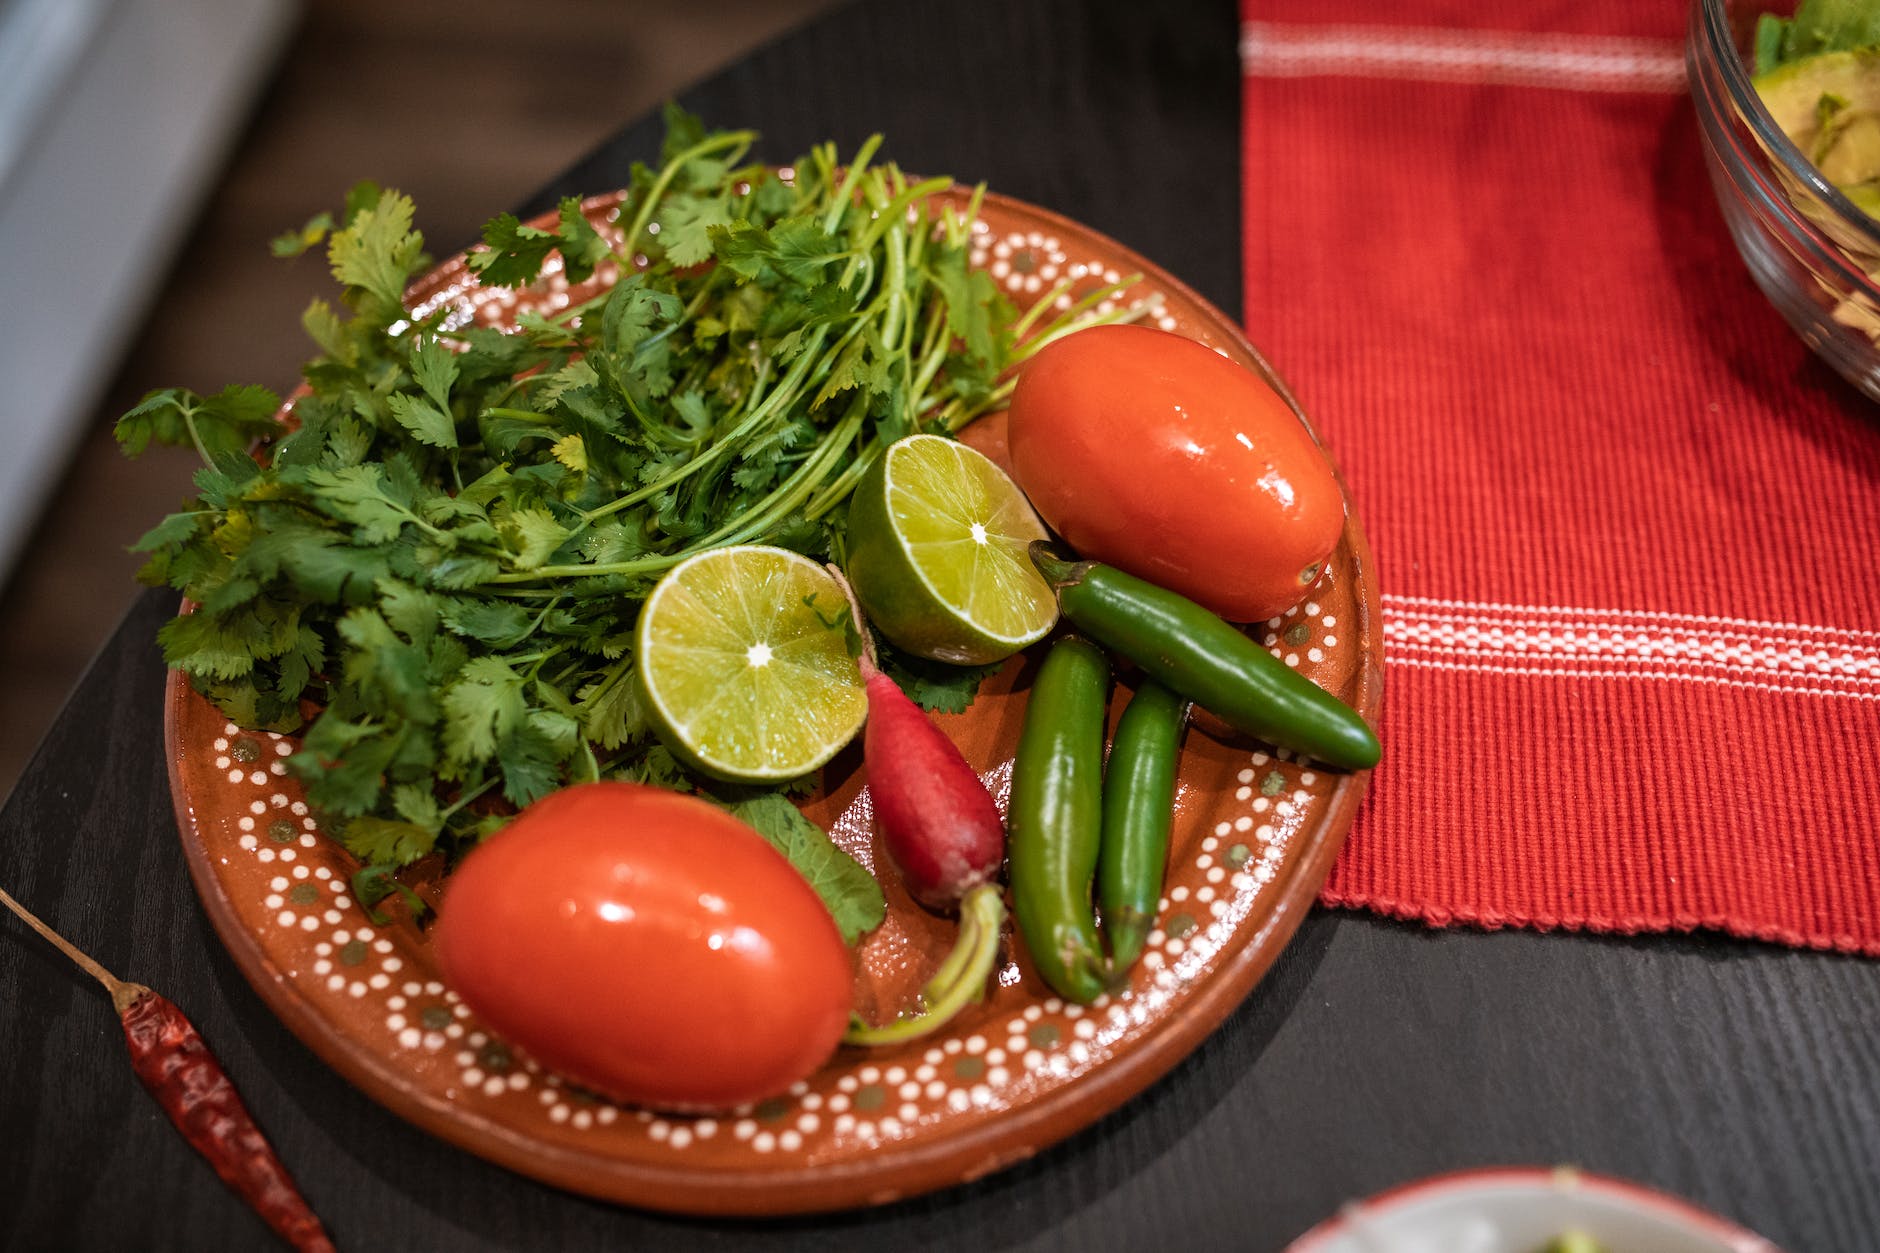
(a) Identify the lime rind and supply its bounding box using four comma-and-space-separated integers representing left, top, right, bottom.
636, 545, 866, 782
854, 434, 1056, 662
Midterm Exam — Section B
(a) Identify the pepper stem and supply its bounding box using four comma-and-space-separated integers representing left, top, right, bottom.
1027, 540, 1089, 590
844, 882, 1007, 1046
0, 884, 149, 1011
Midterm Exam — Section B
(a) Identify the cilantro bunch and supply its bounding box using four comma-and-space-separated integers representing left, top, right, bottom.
119, 107, 1139, 884
1756, 0, 1880, 73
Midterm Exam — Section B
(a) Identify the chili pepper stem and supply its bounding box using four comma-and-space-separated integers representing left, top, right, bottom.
0, 883, 150, 1011
1027, 540, 1089, 589
844, 883, 1006, 1046
1030, 543, 1381, 771
3, 883, 336, 1252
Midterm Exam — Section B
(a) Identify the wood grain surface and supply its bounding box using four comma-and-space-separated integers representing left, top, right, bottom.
3, 1, 1878, 1250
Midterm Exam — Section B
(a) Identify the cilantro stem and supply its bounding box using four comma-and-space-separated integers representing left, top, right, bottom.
140, 119, 1124, 870
1010, 276, 1149, 360
907, 302, 952, 410
823, 135, 884, 235
693, 394, 866, 547
487, 372, 551, 408
619, 130, 756, 259
176, 401, 215, 469
805, 441, 878, 520
485, 554, 683, 584
879, 208, 909, 359
1009, 275, 1082, 340
438, 775, 500, 822
854, 174, 953, 260
934, 378, 1018, 434
491, 394, 867, 585
947, 184, 989, 250
519, 595, 564, 641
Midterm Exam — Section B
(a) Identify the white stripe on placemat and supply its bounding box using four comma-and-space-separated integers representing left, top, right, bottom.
1380, 594, 1880, 698
1239, 21, 1687, 93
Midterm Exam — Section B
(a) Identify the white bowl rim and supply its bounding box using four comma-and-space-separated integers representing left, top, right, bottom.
1285, 1165, 1785, 1253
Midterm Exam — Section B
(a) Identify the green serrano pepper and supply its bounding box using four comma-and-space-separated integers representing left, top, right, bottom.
1098, 681, 1188, 970
1030, 543, 1380, 770
1009, 635, 1112, 1004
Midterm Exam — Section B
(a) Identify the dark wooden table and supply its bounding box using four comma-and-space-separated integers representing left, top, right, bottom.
5, 2, 1877, 1249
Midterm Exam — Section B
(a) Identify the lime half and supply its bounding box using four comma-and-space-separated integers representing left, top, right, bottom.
845, 433, 1057, 665
636, 545, 866, 782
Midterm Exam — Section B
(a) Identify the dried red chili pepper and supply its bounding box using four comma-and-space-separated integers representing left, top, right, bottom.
115, 983, 337, 1250
2, 885, 336, 1252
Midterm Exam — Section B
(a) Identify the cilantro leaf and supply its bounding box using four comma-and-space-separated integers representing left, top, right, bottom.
497, 724, 565, 807
409, 336, 459, 411
441, 598, 534, 647
549, 434, 587, 473
658, 101, 711, 164
272, 180, 382, 258
301, 299, 350, 361
329, 189, 426, 313
387, 392, 458, 448
556, 198, 615, 283
1757, 0, 1880, 70
720, 791, 885, 944
130, 510, 206, 554
272, 211, 334, 258
497, 507, 570, 570
715, 217, 846, 286
879, 648, 1004, 715
468, 212, 559, 288
116, 385, 280, 460
658, 194, 731, 268
441, 656, 527, 767
575, 661, 650, 749
300, 465, 416, 543
612, 742, 688, 790
339, 815, 436, 867
291, 716, 401, 817
337, 607, 436, 722
601, 285, 683, 359
119, 110, 1134, 880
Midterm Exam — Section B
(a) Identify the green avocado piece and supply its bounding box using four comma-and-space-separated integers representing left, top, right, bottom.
1756, 49, 1880, 215
1755, 49, 1880, 146
1819, 105, 1880, 183
1844, 179, 1880, 216
1535, 1233, 1609, 1253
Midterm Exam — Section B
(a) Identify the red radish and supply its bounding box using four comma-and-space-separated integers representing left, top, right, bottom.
829, 565, 1009, 1045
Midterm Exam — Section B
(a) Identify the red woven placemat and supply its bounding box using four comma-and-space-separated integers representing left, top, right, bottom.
1239, 0, 1880, 951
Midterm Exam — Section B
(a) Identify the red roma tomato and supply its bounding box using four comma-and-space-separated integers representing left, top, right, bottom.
1007, 324, 1344, 623
432, 782, 852, 1111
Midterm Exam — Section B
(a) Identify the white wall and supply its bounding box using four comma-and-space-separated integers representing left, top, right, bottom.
0, 0, 296, 582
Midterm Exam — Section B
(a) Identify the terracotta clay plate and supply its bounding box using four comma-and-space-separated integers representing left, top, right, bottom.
164, 189, 1383, 1215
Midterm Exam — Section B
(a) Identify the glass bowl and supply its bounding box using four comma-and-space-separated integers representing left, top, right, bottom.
1689, 0, 1880, 400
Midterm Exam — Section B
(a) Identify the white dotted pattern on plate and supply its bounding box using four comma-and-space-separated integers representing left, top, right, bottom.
200, 608, 1343, 1155
196, 198, 1351, 1158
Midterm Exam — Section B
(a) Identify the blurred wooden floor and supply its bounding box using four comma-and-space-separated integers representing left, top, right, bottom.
0, 0, 840, 802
